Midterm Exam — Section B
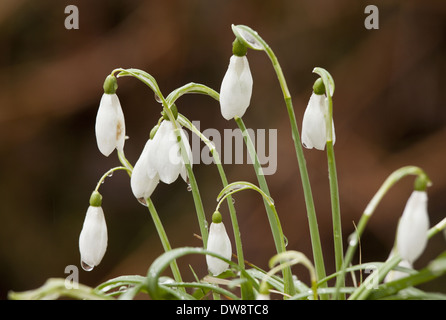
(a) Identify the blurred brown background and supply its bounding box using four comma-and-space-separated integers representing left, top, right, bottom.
1, 0, 445, 299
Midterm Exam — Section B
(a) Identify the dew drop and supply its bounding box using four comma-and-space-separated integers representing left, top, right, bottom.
81, 261, 94, 272
107, 172, 114, 178
187, 184, 192, 192
154, 93, 162, 103
118, 285, 128, 292
137, 198, 148, 207
231, 197, 236, 204
348, 233, 358, 247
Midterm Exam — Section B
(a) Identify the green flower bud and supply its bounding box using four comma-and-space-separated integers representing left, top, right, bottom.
103, 75, 118, 94
312, 78, 325, 95
89, 191, 103, 207
232, 38, 248, 57
212, 211, 223, 224
414, 173, 431, 191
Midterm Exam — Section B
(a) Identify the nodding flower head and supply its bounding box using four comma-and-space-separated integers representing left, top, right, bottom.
78, 191, 108, 271
219, 55, 253, 120
396, 190, 429, 264
130, 138, 160, 204
95, 75, 126, 157
148, 120, 192, 184
206, 211, 232, 276
301, 78, 335, 151
130, 120, 192, 203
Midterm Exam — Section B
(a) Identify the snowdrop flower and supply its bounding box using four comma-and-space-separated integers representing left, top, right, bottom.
219, 54, 253, 120
206, 211, 232, 276
301, 91, 336, 151
95, 75, 126, 157
79, 191, 108, 271
396, 190, 429, 264
130, 138, 160, 203
147, 120, 192, 184
130, 120, 192, 202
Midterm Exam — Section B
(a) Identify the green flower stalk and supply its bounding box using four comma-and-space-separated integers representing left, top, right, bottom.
310, 68, 344, 292
230, 25, 327, 293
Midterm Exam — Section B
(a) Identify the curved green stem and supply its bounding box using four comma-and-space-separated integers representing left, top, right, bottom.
314, 67, 344, 296
334, 166, 428, 299
115, 68, 209, 246
231, 25, 327, 293
116, 150, 184, 290
146, 197, 184, 288
146, 247, 258, 299
234, 116, 295, 297
94, 166, 131, 192
350, 218, 446, 300
216, 181, 275, 211
178, 114, 254, 298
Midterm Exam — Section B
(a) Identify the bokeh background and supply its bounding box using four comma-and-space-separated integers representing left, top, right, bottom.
1, 0, 445, 299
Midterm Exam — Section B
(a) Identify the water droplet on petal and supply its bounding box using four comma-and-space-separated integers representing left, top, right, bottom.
81, 261, 94, 272
154, 93, 162, 103
137, 198, 148, 206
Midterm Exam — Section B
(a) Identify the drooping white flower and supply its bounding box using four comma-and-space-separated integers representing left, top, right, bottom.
396, 190, 429, 264
79, 200, 108, 271
130, 120, 192, 202
301, 92, 335, 150
206, 214, 232, 276
95, 93, 126, 157
130, 139, 160, 203
219, 55, 253, 120
147, 120, 192, 184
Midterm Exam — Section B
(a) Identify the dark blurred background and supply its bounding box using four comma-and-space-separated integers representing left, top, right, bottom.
1, 0, 445, 299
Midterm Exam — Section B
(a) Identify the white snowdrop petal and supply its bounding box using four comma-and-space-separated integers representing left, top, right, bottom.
396, 191, 429, 263
152, 121, 181, 184
79, 206, 108, 268
179, 129, 193, 182
301, 93, 335, 151
206, 222, 232, 276
95, 93, 125, 156
148, 121, 192, 185
115, 99, 126, 153
131, 139, 159, 199
219, 55, 253, 120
